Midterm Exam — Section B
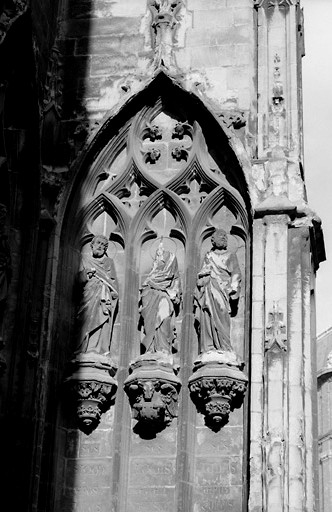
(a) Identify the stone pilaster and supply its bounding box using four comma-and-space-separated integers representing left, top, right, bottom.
287, 221, 315, 511
264, 213, 289, 512
249, 210, 319, 511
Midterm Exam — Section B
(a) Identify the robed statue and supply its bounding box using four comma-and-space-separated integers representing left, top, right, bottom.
75, 235, 119, 355
140, 240, 181, 355
194, 229, 241, 354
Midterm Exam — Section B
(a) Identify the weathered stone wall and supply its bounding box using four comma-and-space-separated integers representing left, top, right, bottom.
0, 1, 326, 511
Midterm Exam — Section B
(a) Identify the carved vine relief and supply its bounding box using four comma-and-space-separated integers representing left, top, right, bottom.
65, 102, 249, 433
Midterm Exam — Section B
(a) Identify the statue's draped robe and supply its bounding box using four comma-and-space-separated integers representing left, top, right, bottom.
195, 249, 241, 353
140, 251, 181, 353
75, 254, 118, 354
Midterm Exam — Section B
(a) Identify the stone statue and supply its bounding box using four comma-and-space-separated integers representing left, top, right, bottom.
75, 235, 118, 355
194, 229, 241, 354
140, 239, 181, 355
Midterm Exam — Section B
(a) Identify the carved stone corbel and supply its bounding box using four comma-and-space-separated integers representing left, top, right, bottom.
188, 355, 248, 430
124, 354, 181, 436
65, 353, 118, 434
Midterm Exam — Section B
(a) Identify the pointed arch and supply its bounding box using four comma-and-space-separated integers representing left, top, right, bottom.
56, 71, 252, 235
49, 68, 253, 512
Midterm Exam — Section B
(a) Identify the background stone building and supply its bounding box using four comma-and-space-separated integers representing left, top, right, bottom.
317, 328, 332, 512
0, 1, 326, 511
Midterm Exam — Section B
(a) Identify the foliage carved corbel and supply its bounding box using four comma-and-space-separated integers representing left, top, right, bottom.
188, 361, 248, 430
65, 353, 118, 434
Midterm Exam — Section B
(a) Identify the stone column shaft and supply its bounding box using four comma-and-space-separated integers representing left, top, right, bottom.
263, 215, 289, 512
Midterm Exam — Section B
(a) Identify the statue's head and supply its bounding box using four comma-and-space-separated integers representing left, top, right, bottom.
91, 235, 108, 258
211, 229, 228, 250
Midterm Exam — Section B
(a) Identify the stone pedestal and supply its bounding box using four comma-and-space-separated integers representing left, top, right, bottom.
189, 351, 248, 430
124, 353, 181, 436
65, 353, 118, 434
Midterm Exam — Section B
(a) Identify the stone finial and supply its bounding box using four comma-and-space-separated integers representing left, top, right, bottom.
148, 0, 183, 69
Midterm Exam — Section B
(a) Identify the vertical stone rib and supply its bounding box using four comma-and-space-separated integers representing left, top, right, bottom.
287, 226, 305, 511
263, 215, 288, 512
301, 226, 315, 511
249, 219, 265, 511
112, 242, 138, 512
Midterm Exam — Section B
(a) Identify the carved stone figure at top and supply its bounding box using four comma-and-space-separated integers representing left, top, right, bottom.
194, 229, 241, 355
148, 0, 183, 69
140, 239, 181, 355
75, 235, 118, 355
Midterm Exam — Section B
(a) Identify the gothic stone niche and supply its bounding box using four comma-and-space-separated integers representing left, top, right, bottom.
189, 229, 248, 430
65, 234, 119, 433
124, 235, 182, 436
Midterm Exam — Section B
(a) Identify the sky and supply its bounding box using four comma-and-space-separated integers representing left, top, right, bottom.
301, 0, 332, 335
